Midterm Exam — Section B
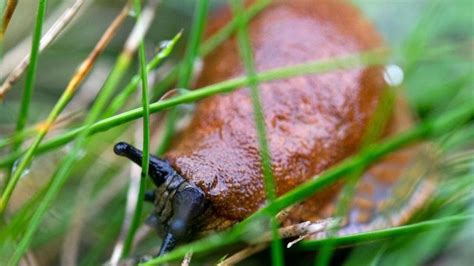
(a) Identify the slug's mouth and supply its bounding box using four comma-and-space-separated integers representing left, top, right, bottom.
113, 142, 207, 256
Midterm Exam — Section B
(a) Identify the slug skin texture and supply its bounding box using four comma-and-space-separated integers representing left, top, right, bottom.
165, 0, 433, 235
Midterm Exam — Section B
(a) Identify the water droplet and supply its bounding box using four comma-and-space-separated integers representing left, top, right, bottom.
128, 9, 137, 17
176, 88, 191, 95
77, 148, 86, 160
159, 40, 172, 50
384, 64, 404, 87
11, 158, 30, 179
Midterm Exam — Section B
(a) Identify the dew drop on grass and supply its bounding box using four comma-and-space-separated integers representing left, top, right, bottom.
11, 158, 31, 179
384, 64, 404, 87
128, 9, 137, 18
159, 40, 172, 50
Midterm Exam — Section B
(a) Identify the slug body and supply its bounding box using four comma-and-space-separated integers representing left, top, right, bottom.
115, 0, 434, 255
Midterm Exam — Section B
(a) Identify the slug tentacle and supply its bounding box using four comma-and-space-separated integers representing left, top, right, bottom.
113, 142, 174, 186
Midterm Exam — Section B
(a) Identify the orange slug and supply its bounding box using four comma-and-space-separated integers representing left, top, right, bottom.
114, 0, 434, 256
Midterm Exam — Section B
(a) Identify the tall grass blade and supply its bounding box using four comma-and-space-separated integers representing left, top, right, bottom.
13, 0, 47, 136
8, 4, 133, 264
121, 0, 152, 258
156, 0, 209, 155
229, 0, 284, 265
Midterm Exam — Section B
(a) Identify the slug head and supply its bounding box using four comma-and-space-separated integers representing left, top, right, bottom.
113, 142, 207, 256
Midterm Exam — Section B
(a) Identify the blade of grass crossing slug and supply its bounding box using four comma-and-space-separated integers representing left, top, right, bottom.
0, 4, 129, 215
316, 88, 396, 266
4, 38, 463, 163
155, 0, 209, 155
298, 214, 474, 250
139, 104, 474, 265
0, 49, 398, 168
121, 0, 151, 258
229, 1, 284, 265
198, 0, 271, 56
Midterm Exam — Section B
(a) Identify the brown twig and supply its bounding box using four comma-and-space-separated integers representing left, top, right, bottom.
219, 219, 336, 265
0, 0, 88, 99
257, 219, 336, 245
63, 4, 130, 97
1, 0, 18, 39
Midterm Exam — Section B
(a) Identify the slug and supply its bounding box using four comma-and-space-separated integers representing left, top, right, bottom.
114, 0, 434, 256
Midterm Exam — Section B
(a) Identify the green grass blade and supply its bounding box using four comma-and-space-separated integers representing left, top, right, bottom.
315, 88, 396, 266
8, 6, 134, 264
0, 5, 128, 214
198, 0, 271, 56
178, 0, 209, 88
13, 0, 47, 140
298, 214, 474, 250
229, 0, 283, 265
156, 0, 209, 155
152, 0, 271, 100
121, 0, 151, 258
0, 48, 389, 168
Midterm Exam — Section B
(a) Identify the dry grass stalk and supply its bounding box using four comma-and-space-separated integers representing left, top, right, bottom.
256, 219, 336, 245
0, 0, 92, 79
219, 219, 335, 265
0, 0, 88, 99
123, 0, 161, 56
61, 3, 130, 98
1, 0, 18, 39
0, 1, 130, 215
